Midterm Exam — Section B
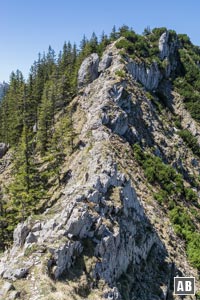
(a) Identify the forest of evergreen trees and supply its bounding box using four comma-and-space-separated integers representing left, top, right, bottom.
0, 27, 122, 249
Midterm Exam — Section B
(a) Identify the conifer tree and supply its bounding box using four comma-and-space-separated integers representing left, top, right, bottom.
110, 25, 118, 40
37, 81, 55, 153
9, 90, 44, 223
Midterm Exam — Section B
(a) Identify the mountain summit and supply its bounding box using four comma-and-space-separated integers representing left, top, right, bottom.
0, 27, 200, 300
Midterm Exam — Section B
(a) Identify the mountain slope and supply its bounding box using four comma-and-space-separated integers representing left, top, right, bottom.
0, 28, 200, 300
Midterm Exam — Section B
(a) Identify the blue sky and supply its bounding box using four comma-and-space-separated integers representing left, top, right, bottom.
1, 0, 200, 82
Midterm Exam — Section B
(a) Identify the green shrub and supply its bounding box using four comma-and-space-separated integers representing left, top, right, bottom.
120, 30, 137, 43
174, 45, 200, 122
178, 129, 200, 156
133, 144, 197, 204
115, 69, 126, 78
133, 145, 183, 197
173, 117, 182, 129
116, 39, 135, 55
184, 187, 198, 203
186, 232, 200, 269
169, 207, 195, 237
154, 190, 168, 204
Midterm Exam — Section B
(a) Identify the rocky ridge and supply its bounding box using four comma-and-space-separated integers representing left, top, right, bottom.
0, 33, 200, 300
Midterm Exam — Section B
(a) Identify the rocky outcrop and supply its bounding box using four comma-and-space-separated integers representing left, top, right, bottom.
48, 241, 83, 279
127, 31, 179, 90
78, 53, 99, 88
159, 31, 170, 59
98, 52, 113, 73
159, 31, 179, 60
127, 60, 162, 90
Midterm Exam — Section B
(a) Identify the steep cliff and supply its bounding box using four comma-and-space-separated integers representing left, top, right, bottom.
0, 29, 200, 300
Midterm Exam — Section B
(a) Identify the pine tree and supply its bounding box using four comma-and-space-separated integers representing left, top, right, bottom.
110, 25, 118, 40
89, 32, 98, 52
1, 70, 25, 145
37, 81, 55, 153
0, 185, 7, 249
50, 106, 76, 185
9, 90, 44, 223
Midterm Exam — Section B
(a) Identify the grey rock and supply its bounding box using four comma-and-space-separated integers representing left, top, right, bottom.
110, 110, 128, 135
0, 143, 8, 158
191, 158, 199, 167
127, 61, 162, 90
33, 123, 37, 133
50, 241, 83, 279
78, 53, 99, 88
32, 222, 42, 232
127, 31, 179, 90
98, 52, 112, 72
13, 267, 28, 279
3, 267, 28, 280
0, 263, 6, 277
65, 206, 95, 238
159, 31, 169, 60
13, 222, 29, 247
1, 281, 14, 294
8, 291, 20, 299
103, 287, 121, 300
25, 232, 37, 244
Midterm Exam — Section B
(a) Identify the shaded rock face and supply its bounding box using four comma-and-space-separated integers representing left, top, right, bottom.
78, 53, 99, 88
127, 61, 162, 90
0, 143, 8, 158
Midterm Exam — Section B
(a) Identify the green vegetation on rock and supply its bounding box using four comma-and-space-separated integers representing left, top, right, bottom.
133, 143, 200, 270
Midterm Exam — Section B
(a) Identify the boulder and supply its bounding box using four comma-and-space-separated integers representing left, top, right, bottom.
78, 53, 99, 88
25, 232, 37, 244
13, 222, 29, 247
1, 281, 14, 294
8, 290, 20, 299
3, 267, 29, 280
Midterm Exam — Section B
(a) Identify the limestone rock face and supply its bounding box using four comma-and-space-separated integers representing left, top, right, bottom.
13, 222, 30, 247
127, 31, 179, 90
159, 31, 179, 60
159, 31, 170, 59
98, 52, 113, 73
49, 241, 83, 279
127, 60, 162, 90
78, 53, 99, 88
